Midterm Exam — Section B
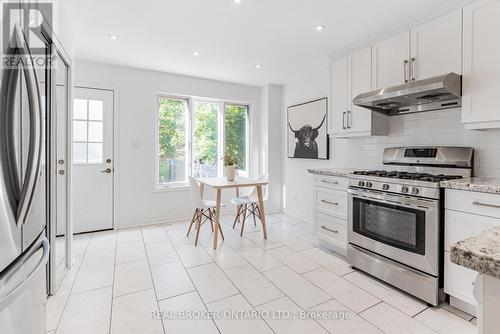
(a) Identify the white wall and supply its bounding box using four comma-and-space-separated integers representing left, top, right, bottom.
282, 67, 500, 223
282, 67, 345, 222
74, 60, 262, 228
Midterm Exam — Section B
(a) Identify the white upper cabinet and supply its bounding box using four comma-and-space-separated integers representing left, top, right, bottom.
330, 56, 348, 134
372, 31, 411, 89
462, 0, 500, 129
330, 46, 387, 137
410, 10, 463, 79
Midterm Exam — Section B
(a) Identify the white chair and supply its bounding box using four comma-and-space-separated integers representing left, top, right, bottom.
231, 175, 269, 236
187, 177, 225, 246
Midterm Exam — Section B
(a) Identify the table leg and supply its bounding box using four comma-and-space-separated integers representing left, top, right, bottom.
212, 188, 222, 249
256, 185, 267, 239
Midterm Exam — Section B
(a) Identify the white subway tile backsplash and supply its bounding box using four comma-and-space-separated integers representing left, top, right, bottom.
339, 108, 500, 178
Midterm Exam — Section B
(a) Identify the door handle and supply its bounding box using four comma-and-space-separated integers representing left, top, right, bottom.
472, 201, 500, 209
347, 110, 351, 129
14, 24, 42, 227
321, 225, 338, 234
411, 57, 416, 81
58, 170, 65, 175
101, 168, 112, 174
342, 112, 346, 129
403, 59, 409, 83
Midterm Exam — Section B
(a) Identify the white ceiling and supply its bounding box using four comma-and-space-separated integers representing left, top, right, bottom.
60, 0, 468, 86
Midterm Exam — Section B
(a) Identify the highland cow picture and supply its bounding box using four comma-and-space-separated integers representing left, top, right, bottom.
287, 98, 329, 159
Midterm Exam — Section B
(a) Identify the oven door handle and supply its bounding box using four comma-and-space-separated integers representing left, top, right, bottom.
348, 188, 437, 211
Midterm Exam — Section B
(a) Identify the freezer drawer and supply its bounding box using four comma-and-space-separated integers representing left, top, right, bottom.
0, 234, 49, 334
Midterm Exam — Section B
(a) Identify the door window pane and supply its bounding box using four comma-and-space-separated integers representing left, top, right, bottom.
73, 121, 87, 141
224, 104, 248, 173
193, 101, 219, 178
88, 121, 103, 142
158, 97, 188, 184
88, 143, 103, 163
88, 100, 104, 120
73, 99, 87, 119
73, 143, 87, 163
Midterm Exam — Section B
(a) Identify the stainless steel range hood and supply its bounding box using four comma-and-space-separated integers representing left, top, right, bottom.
353, 73, 461, 116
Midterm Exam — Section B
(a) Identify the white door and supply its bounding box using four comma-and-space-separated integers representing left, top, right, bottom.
348, 46, 372, 133
410, 9, 462, 80
56, 84, 68, 236
330, 56, 348, 134
372, 30, 411, 89
462, 0, 500, 129
72, 87, 114, 233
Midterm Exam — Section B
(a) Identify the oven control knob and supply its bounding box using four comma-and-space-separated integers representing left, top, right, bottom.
366, 182, 373, 188
411, 187, 419, 195
401, 186, 409, 193
358, 181, 365, 187
382, 184, 390, 190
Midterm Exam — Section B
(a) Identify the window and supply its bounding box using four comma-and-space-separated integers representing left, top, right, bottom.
157, 97, 189, 184
157, 96, 249, 187
73, 98, 104, 164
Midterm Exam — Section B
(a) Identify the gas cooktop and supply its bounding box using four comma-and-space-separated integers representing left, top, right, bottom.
352, 170, 464, 183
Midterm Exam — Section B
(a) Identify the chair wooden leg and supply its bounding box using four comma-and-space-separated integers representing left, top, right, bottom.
252, 203, 257, 226
233, 205, 242, 229
240, 204, 248, 237
209, 208, 214, 232
195, 209, 203, 246
187, 209, 198, 236
210, 208, 225, 241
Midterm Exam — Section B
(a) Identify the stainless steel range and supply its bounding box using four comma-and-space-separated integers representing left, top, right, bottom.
347, 146, 474, 306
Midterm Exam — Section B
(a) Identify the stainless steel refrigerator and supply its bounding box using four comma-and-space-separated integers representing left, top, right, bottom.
0, 21, 51, 334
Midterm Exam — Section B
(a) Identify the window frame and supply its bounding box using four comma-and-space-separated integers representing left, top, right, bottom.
155, 94, 250, 189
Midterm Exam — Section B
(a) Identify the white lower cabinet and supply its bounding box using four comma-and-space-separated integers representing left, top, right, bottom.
313, 175, 348, 256
444, 189, 500, 315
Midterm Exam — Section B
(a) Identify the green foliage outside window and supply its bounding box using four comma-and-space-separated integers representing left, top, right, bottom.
225, 105, 247, 171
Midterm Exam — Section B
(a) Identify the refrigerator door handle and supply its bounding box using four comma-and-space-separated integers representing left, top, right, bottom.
0, 236, 49, 312
13, 24, 43, 227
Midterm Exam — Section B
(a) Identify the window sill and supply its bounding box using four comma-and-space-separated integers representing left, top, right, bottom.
153, 184, 190, 193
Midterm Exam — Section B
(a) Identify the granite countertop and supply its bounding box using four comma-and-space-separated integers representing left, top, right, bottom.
307, 168, 356, 178
440, 177, 500, 194
451, 226, 500, 279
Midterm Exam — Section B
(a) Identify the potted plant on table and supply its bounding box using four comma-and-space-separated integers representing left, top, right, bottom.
222, 152, 237, 181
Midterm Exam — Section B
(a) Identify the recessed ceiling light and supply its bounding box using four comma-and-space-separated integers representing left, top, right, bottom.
233, 0, 242, 3
255, 64, 263, 69
315, 25, 325, 32
108, 34, 119, 40
193, 51, 200, 56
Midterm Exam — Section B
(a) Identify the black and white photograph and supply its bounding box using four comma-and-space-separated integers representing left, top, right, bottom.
287, 98, 329, 159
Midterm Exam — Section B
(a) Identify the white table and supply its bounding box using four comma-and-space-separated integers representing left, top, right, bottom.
197, 177, 268, 249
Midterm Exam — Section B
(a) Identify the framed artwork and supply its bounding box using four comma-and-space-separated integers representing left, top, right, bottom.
287, 97, 329, 159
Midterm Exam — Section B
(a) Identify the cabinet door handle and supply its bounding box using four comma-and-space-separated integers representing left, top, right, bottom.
411, 57, 416, 81
342, 112, 346, 129
321, 180, 338, 185
347, 110, 351, 129
321, 199, 338, 206
472, 201, 500, 209
403, 59, 409, 83
321, 225, 338, 234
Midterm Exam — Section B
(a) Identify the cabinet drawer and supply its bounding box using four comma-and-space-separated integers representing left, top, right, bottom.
314, 175, 348, 191
445, 209, 500, 251
444, 251, 477, 306
314, 212, 347, 247
445, 189, 500, 218
314, 188, 347, 219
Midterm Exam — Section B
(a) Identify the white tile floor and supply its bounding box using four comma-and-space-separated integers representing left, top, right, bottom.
47, 214, 478, 334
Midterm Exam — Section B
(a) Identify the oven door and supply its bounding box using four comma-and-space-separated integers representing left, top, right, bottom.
348, 188, 439, 276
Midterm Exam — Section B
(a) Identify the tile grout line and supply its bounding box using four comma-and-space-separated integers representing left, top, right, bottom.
50, 234, 93, 333
107, 230, 120, 333
141, 226, 168, 334
165, 225, 223, 334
